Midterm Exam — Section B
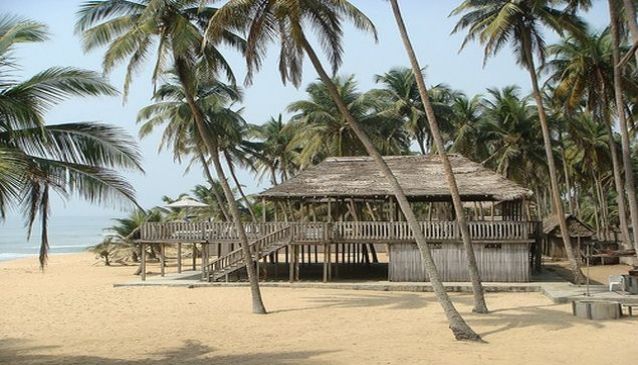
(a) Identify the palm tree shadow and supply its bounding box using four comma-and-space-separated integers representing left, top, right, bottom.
475, 304, 638, 338
269, 291, 476, 314
0, 338, 336, 365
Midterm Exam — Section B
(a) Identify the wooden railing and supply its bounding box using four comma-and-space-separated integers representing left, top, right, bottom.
140, 220, 536, 243
207, 226, 291, 280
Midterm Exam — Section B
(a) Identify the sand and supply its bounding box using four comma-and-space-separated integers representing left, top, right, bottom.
1, 253, 636, 365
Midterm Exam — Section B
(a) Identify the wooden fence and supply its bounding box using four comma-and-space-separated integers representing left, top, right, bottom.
140, 220, 536, 243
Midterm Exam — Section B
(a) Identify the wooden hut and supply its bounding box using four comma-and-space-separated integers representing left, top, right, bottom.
542, 214, 594, 259
138, 154, 541, 283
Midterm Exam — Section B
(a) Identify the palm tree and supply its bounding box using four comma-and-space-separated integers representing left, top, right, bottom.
77, 0, 268, 314
480, 87, 547, 185
207, 0, 481, 340
249, 115, 299, 185
137, 74, 244, 222
372, 67, 459, 154
608, 0, 638, 255
288, 75, 409, 167
372, 67, 427, 153
0, 15, 142, 267
446, 95, 489, 159
544, 28, 636, 246
452, 0, 587, 283
622, 0, 638, 66
389, 0, 488, 315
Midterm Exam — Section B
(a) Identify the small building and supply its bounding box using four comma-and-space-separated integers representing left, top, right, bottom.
138, 154, 541, 283
542, 214, 594, 259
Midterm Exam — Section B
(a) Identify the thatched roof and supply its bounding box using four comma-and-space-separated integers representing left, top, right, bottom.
543, 214, 594, 237
259, 155, 532, 201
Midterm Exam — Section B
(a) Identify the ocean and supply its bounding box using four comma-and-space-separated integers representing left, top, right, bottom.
0, 215, 116, 262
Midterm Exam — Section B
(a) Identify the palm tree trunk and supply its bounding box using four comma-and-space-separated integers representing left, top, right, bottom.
524, 47, 585, 284
623, 0, 638, 67
600, 76, 632, 246
176, 65, 266, 314
610, 0, 638, 255
300, 35, 481, 341
223, 150, 258, 223
199, 152, 231, 222
390, 0, 488, 314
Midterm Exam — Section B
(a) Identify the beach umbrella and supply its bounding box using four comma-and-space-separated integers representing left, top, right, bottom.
165, 197, 208, 208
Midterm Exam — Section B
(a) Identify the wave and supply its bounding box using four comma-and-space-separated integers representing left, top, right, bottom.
0, 253, 35, 262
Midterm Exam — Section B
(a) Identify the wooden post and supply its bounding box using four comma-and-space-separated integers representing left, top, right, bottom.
177, 242, 182, 274
295, 245, 300, 281
327, 244, 332, 280
289, 245, 295, 282
201, 244, 209, 280
160, 243, 165, 277
141, 243, 146, 281
323, 243, 328, 282
192, 243, 196, 271
262, 197, 267, 223
327, 198, 332, 222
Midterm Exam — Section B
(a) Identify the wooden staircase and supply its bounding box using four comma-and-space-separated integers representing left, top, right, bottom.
206, 226, 292, 282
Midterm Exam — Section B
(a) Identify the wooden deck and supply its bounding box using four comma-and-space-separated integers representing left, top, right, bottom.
140, 220, 538, 244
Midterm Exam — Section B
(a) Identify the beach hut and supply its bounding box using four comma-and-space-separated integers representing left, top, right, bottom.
138, 154, 541, 282
542, 214, 594, 259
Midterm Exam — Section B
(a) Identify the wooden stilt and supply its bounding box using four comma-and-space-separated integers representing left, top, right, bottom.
160, 243, 165, 277
192, 244, 196, 271
295, 245, 300, 281
327, 244, 332, 280
286, 246, 295, 283
201, 244, 209, 280
323, 243, 328, 282
141, 243, 146, 281
177, 242, 182, 273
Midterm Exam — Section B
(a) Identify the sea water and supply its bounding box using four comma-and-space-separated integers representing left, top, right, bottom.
0, 215, 115, 262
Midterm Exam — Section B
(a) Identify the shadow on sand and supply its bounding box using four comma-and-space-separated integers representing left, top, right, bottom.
269, 291, 476, 314
0, 338, 335, 365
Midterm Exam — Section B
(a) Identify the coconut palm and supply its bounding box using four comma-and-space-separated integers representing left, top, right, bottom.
137, 74, 243, 222
544, 28, 636, 246
373, 67, 460, 154
249, 115, 299, 185
0, 15, 142, 267
207, 0, 481, 340
452, 0, 587, 283
622, 0, 638, 66
480, 87, 547, 185
446, 95, 489, 159
389, 0, 488, 315
608, 0, 638, 255
77, 0, 268, 314
288, 75, 409, 167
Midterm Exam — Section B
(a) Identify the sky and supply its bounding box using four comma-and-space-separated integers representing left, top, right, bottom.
1, 0, 611, 220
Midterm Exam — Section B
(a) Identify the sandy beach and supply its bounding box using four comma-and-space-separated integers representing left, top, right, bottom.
1, 253, 636, 365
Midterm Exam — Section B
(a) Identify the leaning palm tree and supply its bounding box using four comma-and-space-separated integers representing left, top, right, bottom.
452, 0, 587, 283
389, 0, 488, 314
137, 74, 241, 221
207, 0, 481, 341
77, 0, 268, 314
0, 15, 142, 267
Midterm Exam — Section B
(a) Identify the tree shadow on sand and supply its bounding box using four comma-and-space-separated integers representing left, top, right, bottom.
0, 338, 336, 365
473, 303, 638, 338
269, 291, 476, 314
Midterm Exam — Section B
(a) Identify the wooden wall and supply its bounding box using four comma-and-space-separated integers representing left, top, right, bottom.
388, 242, 531, 282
